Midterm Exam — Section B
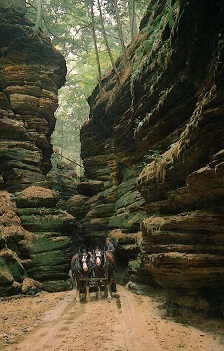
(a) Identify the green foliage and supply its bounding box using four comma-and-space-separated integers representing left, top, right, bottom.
131, 0, 180, 91
25, 1, 149, 167
128, 259, 140, 271
143, 216, 163, 235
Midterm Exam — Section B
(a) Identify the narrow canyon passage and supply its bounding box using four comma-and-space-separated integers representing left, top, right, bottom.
1, 286, 224, 351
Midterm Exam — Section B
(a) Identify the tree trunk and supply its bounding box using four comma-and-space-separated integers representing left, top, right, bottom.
33, 0, 42, 33
96, 0, 120, 82
90, 1, 102, 92
129, 0, 138, 40
113, 0, 127, 67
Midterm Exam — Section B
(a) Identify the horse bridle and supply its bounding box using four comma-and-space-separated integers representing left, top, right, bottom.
81, 252, 89, 272
95, 249, 102, 266
94, 249, 110, 270
74, 252, 89, 275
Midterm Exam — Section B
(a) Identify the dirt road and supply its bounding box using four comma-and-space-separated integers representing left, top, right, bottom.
1, 285, 224, 351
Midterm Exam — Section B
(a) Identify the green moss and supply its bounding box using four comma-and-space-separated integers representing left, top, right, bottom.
0, 252, 27, 283
30, 235, 71, 254
131, 0, 180, 95
20, 211, 75, 232
108, 211, 145, 231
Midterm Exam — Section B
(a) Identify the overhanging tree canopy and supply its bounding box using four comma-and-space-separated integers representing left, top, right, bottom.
25, 0, 148, 169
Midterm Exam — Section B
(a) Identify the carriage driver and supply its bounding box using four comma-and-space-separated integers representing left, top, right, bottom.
105, 237, 116, 292
106, 237, 115, 253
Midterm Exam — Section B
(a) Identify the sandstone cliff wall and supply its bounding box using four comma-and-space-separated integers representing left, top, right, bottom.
0, 1, 223, 317
73, 0, 224, 315
0, 8, 76, 295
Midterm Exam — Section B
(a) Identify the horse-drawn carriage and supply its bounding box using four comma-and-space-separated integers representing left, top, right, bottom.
70, 248, 116, 302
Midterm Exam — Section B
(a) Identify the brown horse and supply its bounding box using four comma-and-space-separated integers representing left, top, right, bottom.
70, 251, 91, 302
94, 248, 116, 298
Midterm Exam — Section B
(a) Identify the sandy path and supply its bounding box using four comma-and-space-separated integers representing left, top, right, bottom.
1, 286, 224, 351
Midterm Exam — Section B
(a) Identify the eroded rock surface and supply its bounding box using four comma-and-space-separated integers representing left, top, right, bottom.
0, 8, 66, 192
0, 1, 224, 318
71, 0, 224, 315
0, 8, 75, 294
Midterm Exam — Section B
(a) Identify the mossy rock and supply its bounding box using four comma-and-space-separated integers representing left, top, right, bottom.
42, 279, 72, 292
20, 211, 76, 232
15, 186, 59, 208
0, 250, 27, 283
30, 235, 71, 254
108, 211, 145, 231
29, 235, 72, 281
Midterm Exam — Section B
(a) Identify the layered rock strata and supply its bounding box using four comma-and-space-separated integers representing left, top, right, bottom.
0, 9, 75, 294
0, 8, 66, 192
15, 186, 76, 292
75, 0, 224, 314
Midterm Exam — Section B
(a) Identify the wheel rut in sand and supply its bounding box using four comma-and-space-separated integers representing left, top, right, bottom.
1, 286, 224, 351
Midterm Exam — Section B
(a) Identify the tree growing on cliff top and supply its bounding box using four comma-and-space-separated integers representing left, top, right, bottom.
25, 0, 148, 167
